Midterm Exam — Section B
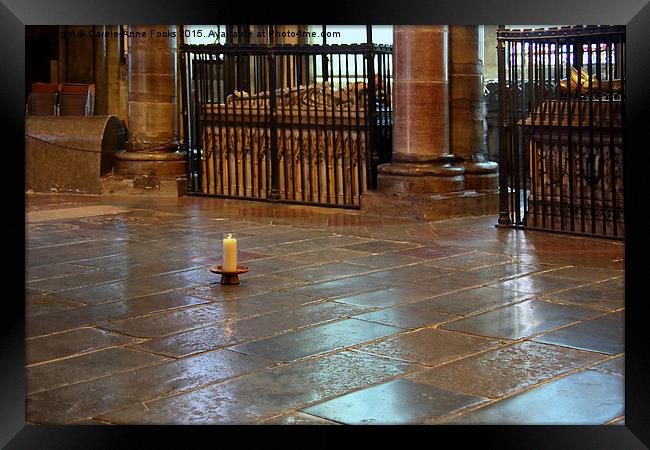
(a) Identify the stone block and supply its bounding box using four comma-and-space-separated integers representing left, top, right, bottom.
26, 115, 126, 194
362, 189, 499, 221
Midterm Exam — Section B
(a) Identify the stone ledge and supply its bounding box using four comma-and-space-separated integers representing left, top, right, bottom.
100, 174, 187, 197
362, 189, 499, 221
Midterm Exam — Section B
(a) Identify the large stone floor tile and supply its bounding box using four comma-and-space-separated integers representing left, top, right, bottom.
365, 264, 456, 284
425, 251, 514, 270
60, 276, 199, 305
236, 232, 314, 249
307, 235, 374, 248
187, 274, 309, 301
190, 249, 271, 265
238, 257, 310, 275
98, 303, 236, 339
445, 366, 624, 424
250, 236, 369, 256
409, 341, 605, 399
283, 248, 373, 266
164, 267, 224, 287
333, 284, 440, 308
354, 328, 504, 366
330, 289, 398, 308
302, 379, 487, 424
395, 271, 491, 295
230, 318, 403, 363
132, 301, 370, 358
98, 350, 418, 424
542, 278, 624, 311
352, 301, 458, 330
68, 418, 113, 425
258, 411, 339, 425
25, 292, 85, 317
490, 274, 589, 296
238, 289, 320, 310
27, 291, 210, 337
345, 253, 427, 269
441, 299, 600, 339
26, 349, 272, 424
100, 290, 318, 338
542, 266, 624, 283
123, 260, 206, 277
533, 311, 624, 355
26, 347, 169, 394
70, 253, 157, 270
26, 327, 137, 365
411, 285, 532, 317
589, 355, 624, 377
462, 262, 548, 283
392, 245, 465, 261
283, 261, 371, 283
26, 241, 128, 267
291, 275, 389, 300
26, 262, 99, 283
26, 267, 132, 293
340, 240, 421, 254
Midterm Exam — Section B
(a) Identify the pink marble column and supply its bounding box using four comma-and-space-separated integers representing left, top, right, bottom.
377, 25, 464, 194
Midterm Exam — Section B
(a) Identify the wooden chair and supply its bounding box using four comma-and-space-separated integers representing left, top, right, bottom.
59, 83, 95, 116
27, 83, 58, 116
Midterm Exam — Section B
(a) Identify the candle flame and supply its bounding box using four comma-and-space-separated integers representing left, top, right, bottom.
226, 233, 232, 239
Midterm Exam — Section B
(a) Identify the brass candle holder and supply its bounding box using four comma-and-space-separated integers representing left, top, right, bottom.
209, 265, 250, 285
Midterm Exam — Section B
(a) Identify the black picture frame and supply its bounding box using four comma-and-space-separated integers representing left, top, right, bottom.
4, 0, 649, 447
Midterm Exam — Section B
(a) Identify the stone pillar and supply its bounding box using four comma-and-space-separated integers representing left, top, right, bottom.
114, 25, 185, 178
57, 26, 67, 84
449, 25, 498, 191
106, 25, 128, 122
377, 25, 464, 195
93, 25, 108, 116
362, 25, 499, 220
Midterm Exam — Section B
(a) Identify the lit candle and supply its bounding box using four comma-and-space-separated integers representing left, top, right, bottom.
223, 233, 238, 272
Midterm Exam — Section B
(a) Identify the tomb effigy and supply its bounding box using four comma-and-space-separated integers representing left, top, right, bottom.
197, 80, 387, 205
498, 25, 625, 237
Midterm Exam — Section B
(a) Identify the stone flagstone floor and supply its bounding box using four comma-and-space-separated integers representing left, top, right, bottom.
25, 193, 624, 425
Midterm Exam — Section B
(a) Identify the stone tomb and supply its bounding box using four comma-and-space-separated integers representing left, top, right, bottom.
26, 115, 126, 194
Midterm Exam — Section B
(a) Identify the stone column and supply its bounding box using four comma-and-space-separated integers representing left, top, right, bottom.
362, 25, 498, 220
448, 25, 498, 191
93, 25, 108, 116
376, 25, 465, 195
114, 25, 185, 178
106, 25, 128, 122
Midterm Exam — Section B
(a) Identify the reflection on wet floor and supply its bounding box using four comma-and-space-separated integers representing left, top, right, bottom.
25, 194, 624, 425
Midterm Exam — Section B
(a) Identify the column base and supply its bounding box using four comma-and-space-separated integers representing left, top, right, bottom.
462, 161, 499, 191
377, 162, 465, 194
365, 160, 498, 220
362, 189, 500, 221
114, 150, 187, 178
100, 173, 187, 197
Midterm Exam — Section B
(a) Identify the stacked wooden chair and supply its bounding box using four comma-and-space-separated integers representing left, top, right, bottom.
26, 83, 95, 116
58, 83, 94, 116
26, 83, 59, 116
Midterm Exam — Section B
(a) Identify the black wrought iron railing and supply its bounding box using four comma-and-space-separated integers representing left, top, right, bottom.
497, 25, 625, 239
179, 42, 393, 208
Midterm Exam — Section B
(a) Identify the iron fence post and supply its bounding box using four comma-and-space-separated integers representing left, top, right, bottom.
497, 29, 512, 225
366, 45, 378, 189
268, 51, 280, 200
178, 48, 191, 191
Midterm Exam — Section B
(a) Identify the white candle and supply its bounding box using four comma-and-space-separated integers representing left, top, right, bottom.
223, 233, 238, 272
